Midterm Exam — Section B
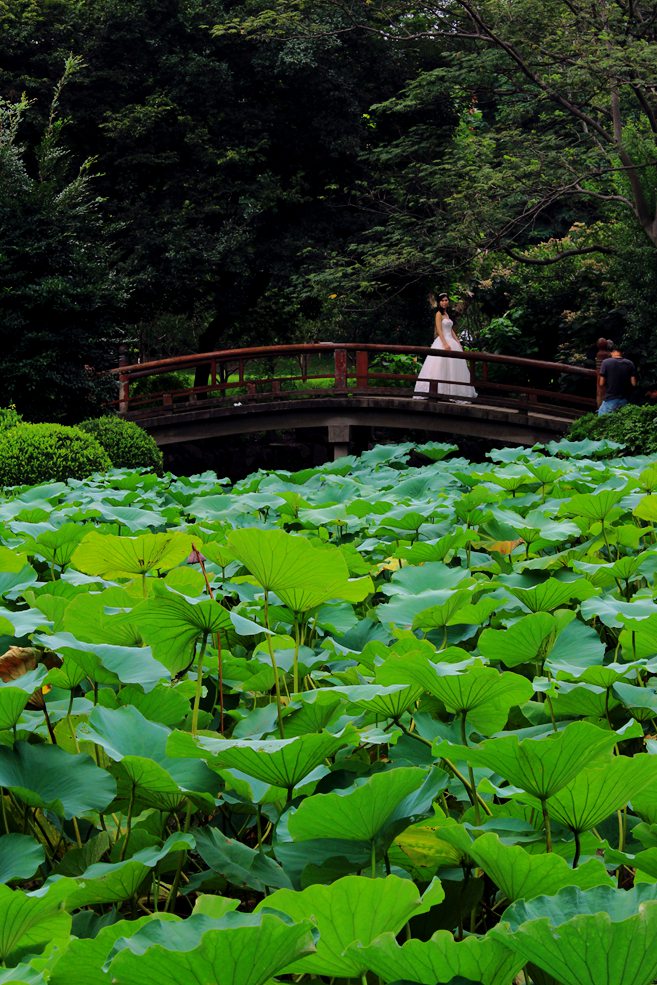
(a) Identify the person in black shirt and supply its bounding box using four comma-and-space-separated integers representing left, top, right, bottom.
598, 347, 637, 415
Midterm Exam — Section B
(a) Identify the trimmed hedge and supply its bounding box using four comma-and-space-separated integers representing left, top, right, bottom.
0, 424, 111, 486
567, 403, 657, 455
78, 416, 163, 473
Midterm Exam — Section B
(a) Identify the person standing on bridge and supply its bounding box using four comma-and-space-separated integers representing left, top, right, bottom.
414, 292, 477, 401
597, 346, 637, 415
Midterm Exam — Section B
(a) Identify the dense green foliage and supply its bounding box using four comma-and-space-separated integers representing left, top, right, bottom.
0, 440, 657, 981
78, 416, 164, 473
0, 423, 112, 486
0, 406, 23, 432
3, 0, 657, 400
568, 404, 657, 456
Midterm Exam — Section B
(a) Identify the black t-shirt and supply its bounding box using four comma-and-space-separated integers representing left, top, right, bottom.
600, 356, 636, 399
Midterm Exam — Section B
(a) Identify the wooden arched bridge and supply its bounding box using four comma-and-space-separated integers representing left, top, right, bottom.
113, 343, 596, 458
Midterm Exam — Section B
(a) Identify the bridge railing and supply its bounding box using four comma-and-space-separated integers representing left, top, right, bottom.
112, 343, 597, 416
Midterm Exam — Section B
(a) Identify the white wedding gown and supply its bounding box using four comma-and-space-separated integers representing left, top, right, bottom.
414, 317, 478, 400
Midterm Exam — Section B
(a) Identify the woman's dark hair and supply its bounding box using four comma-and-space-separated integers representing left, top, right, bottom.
436, 292, 449, 302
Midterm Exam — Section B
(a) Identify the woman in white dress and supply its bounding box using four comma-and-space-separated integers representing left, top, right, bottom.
414, 293, 477, 400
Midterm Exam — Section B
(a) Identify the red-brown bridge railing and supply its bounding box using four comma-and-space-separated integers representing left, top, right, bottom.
112, 343, 597, 417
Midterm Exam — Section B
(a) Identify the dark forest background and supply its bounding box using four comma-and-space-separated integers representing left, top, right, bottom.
2, 0, 657, 420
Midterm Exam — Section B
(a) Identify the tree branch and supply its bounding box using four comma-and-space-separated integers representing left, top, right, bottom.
504, 245, 615, 265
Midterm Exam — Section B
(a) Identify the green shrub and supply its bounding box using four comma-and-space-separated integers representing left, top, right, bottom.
0, 406, 23, 432
0, 424, 112, 486
567, 404, 657, 455
78, 415, 164, 473
131, 371, 191, 396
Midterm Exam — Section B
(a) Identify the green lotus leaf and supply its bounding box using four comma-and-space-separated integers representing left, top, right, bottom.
580, 596, 657, 628
329, 684, 424, 720
0, 667, 48, 730
79, 705, 218, 809
452, 832, 613, 901
193, 825, 293, 892
128, 587, 232, 675
288, 767, 447, 851
61, 588, 145, 647
37, 833, 195, 909
108, 912, 316, 985
70, 531, 195, 579
500, 577, 597, 613
0, 741, 116, 819
493, 884, 657, 985
19, 523, 87, 570
46, 914, 178, 985
411, 590, 493, 632
116, 682, 192, 727
0, 835, 45, 884
35, 631, 169, 689
433, 721, 617, 801
398, 660, 532, 735
354, 930, 523, 985
478, 611, 574, 668
559, 488, 626, 521
258, 875, 444, 977
227, 528, 372, 611
377, 564, 474, 627
633, 494, 657, 523
0, 884, 71, 967
166, 729, 355, 789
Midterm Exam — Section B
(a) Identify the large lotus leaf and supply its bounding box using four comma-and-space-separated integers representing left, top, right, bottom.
79, 705, 218, 808
258, 875, 444, 977
377, 565, 474, 627
494, 884, 657, 985
393, 659, 532, 735
0, 884, 71, 967
477, 611, 572, 668
227, 529, 372, 611
61, 589, 144, 647
433, 721, 617, 801
0, 741, 116, 818
548, 756, 657, 832
288, 767, 447, 850
37, 833, 195, 909
612, 682, 657, 719
559, 488, 626, 521
109, 912, 316, 985
423, 665, 532, 734
282, 689, 344, 737
128, 587, 232, 675
70, 531, 195, 578
0, 835, 45, 883
193, 825, 293, 892
619, 614, 657, 662
19, 523, 86, 569
354, 930, 523, 985
633, 494, 657, 522
0, 547, 38, 597
166, 729, 355, 788
46, 914, 178, 985
450, 832, 613, 901
0, 667, 48, 730
329, 684, 424, 720
500, 577, 597, 613
411, 592, 500, 634
36, 630, 169, 689
579, 595, 657, 628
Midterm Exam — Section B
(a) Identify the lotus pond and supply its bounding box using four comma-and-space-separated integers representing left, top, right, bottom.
3, 437, 657, 984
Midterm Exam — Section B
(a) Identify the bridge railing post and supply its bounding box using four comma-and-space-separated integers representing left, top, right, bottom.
356, 349, 369, 390
334, 348, 347, 391
118, 344, 129, 414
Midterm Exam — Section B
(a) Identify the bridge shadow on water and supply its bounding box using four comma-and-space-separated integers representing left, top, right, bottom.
162, 425, 535, 482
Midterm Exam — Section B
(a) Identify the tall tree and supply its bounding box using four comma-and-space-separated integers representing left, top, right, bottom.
0, 64, 125, 422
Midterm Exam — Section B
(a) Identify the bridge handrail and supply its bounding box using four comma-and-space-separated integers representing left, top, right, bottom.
112, 342, 596, 380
